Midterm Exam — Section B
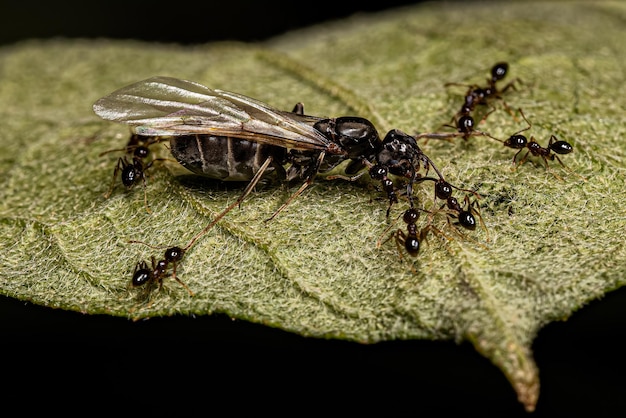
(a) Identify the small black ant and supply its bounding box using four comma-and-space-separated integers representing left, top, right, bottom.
495, 108, 580, 180
131, 246, 193, 296
413, 174, 487, 238
441, 195, 480, 232
445, 62, 521, 108
444, 62, 522, 124
443, 112, 495, 141
101, 134, 169, 212
377, 205, 434, 266
483, 62, 520, 98
395, 207, 430, 257
416, 111, 494, 143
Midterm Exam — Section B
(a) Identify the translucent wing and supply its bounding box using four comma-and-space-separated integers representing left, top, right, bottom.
93, 76, 330, 151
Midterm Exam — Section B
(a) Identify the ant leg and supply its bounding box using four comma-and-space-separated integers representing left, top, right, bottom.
551, 154, 586, 181
393, 229, 417, 273
182, 155, 276, 251
136, 157, 171, 214
499, 77, 523, 94
325, 171, 366, 182
165, 247, 193, 296
514, 149, 531, 168
476, 106, 496, 125
170, 261, 194, 296
265, 150, 327, 223
462, 196, 490, 242
104, 157, 126, 199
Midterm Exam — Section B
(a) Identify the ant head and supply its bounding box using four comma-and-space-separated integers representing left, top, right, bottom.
457, 115, 475, 134
435, 180, 453, 200
503, 134, 527, 149
491, 62, 509, 82
134, 146, 150, 159
368, 164, 388, 180
165, 246, 184, 263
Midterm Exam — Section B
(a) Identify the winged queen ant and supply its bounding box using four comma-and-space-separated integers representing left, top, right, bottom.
94, 77, 479, 293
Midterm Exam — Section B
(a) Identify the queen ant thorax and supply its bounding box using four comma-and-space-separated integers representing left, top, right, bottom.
493, 108, 583, 181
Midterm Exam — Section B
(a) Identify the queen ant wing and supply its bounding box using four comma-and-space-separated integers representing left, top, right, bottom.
93, 76, 332, 152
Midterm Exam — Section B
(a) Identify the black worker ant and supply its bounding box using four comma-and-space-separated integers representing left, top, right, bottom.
394, 206, 433, 260
494, 108, 581, 180
377, 205, 434, 267
445, 62, 522, 112
443, 62, 522, 130
100, 134, 169, 212
131, 245, 193, 296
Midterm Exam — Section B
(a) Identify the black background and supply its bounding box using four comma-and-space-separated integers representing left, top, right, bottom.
2, 1, 625, 416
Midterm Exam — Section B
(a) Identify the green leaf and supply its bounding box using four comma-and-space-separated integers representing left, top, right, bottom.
1, 1, 625, 412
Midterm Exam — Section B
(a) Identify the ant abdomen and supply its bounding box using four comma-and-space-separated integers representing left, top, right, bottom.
549, 138, 573, 155
491, 62, 509, 82
404, 228, 421, 256
457, 211, 477, 230
131, 261, 151, 287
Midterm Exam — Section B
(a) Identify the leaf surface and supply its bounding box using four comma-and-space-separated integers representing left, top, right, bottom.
1, 2, 625, 411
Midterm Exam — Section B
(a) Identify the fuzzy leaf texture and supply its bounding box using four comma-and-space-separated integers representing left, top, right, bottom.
0, 2, 624, 412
